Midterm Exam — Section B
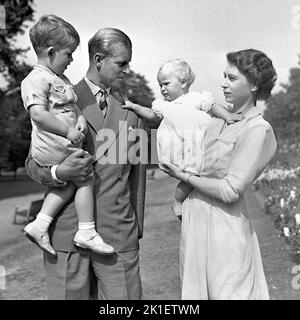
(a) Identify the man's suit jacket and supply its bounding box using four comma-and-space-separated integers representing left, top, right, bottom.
25, 79, 147, 253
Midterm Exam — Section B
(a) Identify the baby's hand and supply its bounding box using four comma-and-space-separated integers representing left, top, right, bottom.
121, 95, 137, 111
225, 112, 244, 124
122, 100, 137, 111
67, 128, 85, 145
76, 121, 88, 135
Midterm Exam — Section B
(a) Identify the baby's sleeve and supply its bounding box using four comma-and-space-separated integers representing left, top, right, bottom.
194, 91, 214, 112
21, 72, 50, 111
151, 98, 167, 118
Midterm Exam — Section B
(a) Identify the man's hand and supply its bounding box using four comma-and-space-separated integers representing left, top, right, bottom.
56, 149, 94, 183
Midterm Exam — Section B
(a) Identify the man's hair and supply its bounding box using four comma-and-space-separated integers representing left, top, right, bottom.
88, 27, 132, 61
226, 49, 277, 101
29, 15, 80, 55
159, 59, 195, 88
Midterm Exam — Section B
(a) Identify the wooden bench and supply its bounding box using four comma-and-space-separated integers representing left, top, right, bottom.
13, 199, 43, 224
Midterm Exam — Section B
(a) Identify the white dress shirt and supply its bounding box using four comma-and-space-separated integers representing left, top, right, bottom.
84, 76, 111, 117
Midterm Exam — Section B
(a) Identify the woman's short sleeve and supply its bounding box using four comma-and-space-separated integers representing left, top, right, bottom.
219, 123, 276, 202
21, 71, 50, 111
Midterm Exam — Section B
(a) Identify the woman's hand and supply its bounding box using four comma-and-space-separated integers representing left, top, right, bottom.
160, 163, 190, 182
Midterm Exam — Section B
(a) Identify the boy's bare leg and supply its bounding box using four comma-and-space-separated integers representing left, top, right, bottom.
23, 183, 76, 255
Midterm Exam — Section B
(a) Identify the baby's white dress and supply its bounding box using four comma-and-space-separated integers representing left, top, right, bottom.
152, 91, 213, 174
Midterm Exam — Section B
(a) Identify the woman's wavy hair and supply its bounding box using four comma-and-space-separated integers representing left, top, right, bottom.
226, 49, 277, 101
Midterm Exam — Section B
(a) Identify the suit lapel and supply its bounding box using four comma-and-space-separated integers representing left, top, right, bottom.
75, 79, 105, 133
75, 80, 130, 156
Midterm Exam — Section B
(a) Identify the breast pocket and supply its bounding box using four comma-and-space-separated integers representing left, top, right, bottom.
204, 135, 237, 178
50, 83, 76, 105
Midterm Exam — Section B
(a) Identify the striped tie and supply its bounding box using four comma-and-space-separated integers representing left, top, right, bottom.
99, 89, 108, 113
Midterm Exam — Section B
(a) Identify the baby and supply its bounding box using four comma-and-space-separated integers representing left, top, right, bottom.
21, 15, 114, 256
123, 59, 243, 217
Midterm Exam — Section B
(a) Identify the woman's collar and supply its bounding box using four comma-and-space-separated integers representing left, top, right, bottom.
240, 106, 261, 118
232, 99, 261, 118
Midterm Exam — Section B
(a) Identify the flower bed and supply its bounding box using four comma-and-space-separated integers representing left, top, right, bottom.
255, 136, 300, 261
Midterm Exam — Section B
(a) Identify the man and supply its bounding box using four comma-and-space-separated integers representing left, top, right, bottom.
25, 28, 146, 300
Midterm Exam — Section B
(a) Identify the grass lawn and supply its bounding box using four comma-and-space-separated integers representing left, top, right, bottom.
0, 175, 47, 201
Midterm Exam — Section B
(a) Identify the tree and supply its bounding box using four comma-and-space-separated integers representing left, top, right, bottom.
113, 70, 154, 107
0, 0, 34, 173
264, 63, 300, 139
0, 0, 34, 86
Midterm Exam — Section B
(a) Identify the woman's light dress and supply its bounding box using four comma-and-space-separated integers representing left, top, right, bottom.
180, 107, 277, 300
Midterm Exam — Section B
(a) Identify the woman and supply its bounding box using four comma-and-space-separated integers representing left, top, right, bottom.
161, 49, 277, 299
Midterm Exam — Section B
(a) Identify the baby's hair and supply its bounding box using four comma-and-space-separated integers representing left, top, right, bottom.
226, 49, 277, 101
29, 15, 80, 56
159, 59, 195, 88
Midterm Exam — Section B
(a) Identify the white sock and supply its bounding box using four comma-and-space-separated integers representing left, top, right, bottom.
78, 221, 96, 235
172, 199, 183, 208
34, 213, 54, 233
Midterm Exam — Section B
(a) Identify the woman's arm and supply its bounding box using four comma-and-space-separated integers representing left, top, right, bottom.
163, 125, 276, 203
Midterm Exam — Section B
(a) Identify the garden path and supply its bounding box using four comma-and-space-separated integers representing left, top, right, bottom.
0, 171, 299, 299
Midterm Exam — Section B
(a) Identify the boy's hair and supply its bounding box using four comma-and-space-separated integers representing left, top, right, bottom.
29, 15, 80, 55
88, 27, 132, 61
226, 49, 277, 101
159, 59, 195, 88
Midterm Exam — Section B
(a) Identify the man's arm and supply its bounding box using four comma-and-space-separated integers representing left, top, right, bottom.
25, 148, 94, 187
